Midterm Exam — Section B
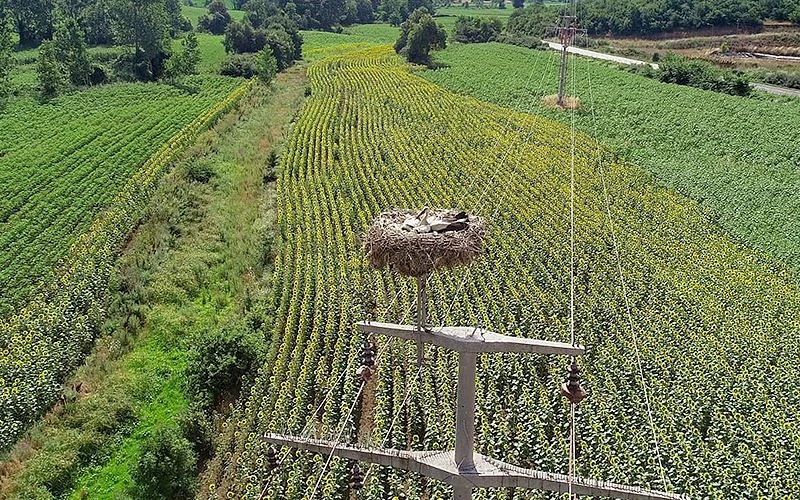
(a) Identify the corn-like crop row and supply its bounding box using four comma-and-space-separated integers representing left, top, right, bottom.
0, 76, 244, 314
0, 78, 254, 451
204, 48, 800, 499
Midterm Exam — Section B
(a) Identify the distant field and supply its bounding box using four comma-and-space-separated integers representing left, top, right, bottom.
301, 24, 399, 59
421, 42, 800, 268
0, 76, 243, 315
182, 4, 245, 27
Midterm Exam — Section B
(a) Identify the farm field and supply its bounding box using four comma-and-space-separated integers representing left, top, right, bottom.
0, 76, 251, 450
203, 47, 800, 499
421, 42, 800, 269
0, 76, 243, 316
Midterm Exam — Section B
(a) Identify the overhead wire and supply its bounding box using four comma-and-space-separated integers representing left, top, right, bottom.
582, 39, 672, 492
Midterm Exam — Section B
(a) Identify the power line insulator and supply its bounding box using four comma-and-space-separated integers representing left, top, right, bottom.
560, 360, 588, 404
266, 446, 280, 470
361, 340, 376, 367
349, 463, 365, 490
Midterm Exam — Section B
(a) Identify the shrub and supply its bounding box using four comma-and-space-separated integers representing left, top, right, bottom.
658, 52, 750, 96
762, 70, 800, 89
177, 404, 214, 463
130, 426, 197, 500
256, 46, 278, 82
394, 8, 447, 64
496, 32, 546, 49
453, 16, 503, 43
185, 324, 265, 411
220, 54, 258, 78
187, 161, 216, 182
198, 0, 232, 35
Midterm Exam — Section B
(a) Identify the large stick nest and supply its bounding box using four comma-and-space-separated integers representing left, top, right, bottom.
364, 208, 487, 277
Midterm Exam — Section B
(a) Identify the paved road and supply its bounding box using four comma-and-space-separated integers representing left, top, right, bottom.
544, 41, 800, 98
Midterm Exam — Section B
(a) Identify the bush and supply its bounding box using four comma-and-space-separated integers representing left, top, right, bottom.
220, 54, 258, 78
658, 52, 750, 96
130, 426, 197, 500
762, 70, 800, 89
185, 324, 265, 411
177, 404, 214, 463
187, 161, 216, 182
198, 0, 232, 35
394, 8, 447, 64
496, 32, 546, 49
453, 16, 503, 43
256, 46, 279, 82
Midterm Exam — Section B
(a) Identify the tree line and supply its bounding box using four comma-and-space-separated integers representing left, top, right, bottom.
577, 0, 800, 36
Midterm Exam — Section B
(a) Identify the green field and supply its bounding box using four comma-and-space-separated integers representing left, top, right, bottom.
204, 46, 800, 499
182, 4, 246, 28
421, 42, 800, 269
301, 24, 399, 60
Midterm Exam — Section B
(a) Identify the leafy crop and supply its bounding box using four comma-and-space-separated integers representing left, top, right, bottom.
0, 78, 253, 451
0, 76, 242, 315
203, 48, 800, 499
421, 42, 800, 269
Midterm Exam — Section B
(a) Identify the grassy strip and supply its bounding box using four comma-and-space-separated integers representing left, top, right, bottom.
0, 67, 307, 499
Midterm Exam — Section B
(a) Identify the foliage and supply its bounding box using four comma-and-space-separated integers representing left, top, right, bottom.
512, 0, 524, 7
130, 426, 197, 500
220, 53, 258, 77
379, 0, 435, 25
36, 40, 64, 101
505, 3, 557, 38
0, 13, 13, 108
224, 20, 267, 53
53, 17, 92, 86
110, 0, 172, 80
7, 0, 53, 46
761, 69, 800, 89
576, 0, 774, 36
167, 30, 201, 77
452, 15, 503, 43
185, 323, 265, 411
658, 52, 751, 96
256, 45, 278, 81
394, 7, 446, 63
198, 0, 232, 34
0, 78, 252, 451
204, 46, 800, 499
178, 404, 215, 463
223, 17, 301, 69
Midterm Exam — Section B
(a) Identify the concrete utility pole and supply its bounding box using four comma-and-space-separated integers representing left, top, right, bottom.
557, 15, 577, 107
263, 321, 688, 500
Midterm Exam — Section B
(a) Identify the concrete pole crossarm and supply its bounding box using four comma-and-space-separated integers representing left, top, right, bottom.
262, 433, 417, 470
356, 321, 584, 356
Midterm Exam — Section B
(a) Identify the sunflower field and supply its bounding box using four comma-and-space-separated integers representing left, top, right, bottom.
202, 47, 800, 499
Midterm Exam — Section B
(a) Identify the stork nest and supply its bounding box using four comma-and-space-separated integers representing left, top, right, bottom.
364, 209, 487, 277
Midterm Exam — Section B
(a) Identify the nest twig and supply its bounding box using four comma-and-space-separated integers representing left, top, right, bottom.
364, 209, 487, 277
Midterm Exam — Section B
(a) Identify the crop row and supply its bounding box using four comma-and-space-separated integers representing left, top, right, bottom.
0, 78, 255, 451
0, 76, 243, 315
203, 48, 800, 499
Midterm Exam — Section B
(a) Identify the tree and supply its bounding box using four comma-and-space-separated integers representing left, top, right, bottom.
130, 427, 197, 500
223, 20, 266, 53
37, 40, 64, 101
167, 30, 200, 77
379, 0, 410, 25
453, 15, 503, 43
355, 0, 375, 22
0, 12, 13, 108
264, 26, 295, 69
8, 0, 54, 46
255, 45, 277, 81
197, 0, 231, 34
110, 0, 171, 80
82, 0, 114, 45
53, 17, 91, 86
394, 7, 446, 64
512, 0, 524, 8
